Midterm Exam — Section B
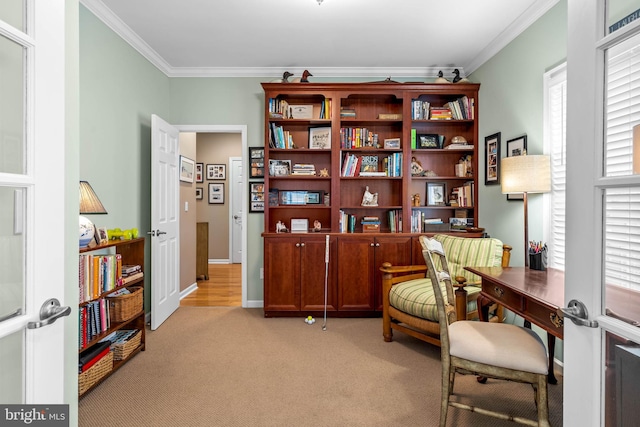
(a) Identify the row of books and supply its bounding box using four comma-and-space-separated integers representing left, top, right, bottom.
339, 127, 380, 149
450, 182, 475, 207
341, 153, 403, 177
387, 210, 403, 233
79, 299, 110, 349
411, 100, 431, 120
79, 253, 122, 303
339, 211, 357, 233
291, 163, 316, 175
410, 213, 446, 233
268, 122, 295, 149
318, 99, 331, 120
78, 340, 111, 374
444, 96, 474, 120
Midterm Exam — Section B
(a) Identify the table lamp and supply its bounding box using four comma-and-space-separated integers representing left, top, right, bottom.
79, 181, 107, 247
501, 154, 551, 266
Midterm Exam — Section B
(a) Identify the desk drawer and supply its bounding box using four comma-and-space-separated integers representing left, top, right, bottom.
484, 284, 524, 312
526, 300, 563, 337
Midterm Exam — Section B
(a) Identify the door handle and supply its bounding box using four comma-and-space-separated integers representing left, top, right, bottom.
157, 230, 167, 236
557, 299, 599, 328
233, 215, 240, 220
27, 298, 71, 329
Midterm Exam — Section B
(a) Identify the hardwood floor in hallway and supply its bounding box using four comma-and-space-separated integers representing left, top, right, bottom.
180, 263, 242, 307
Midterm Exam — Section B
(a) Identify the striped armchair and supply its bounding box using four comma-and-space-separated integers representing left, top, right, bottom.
380, 234, 511, 347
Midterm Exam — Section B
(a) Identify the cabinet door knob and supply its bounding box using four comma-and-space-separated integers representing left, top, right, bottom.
296, 243, 300, 247
376, 243, 380, 247
300, 243, 305, 247
370, 243, 375, 247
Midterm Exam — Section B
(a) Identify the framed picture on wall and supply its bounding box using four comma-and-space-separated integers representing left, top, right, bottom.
484, 132, 501, 185
249, 147, 265, 179
195, 163, 204, 183
196, 187, 203, 200
249, 182, 265, 213
179, 156, 195, 183
207, 164, 226, 180
208, 183, 224, 204
506, 135, 527, 201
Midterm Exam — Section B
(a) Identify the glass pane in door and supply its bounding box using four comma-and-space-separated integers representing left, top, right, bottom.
604, 331, 640, 426
0, 1, 25, 32
0, 35, 25, 175
0, 187, 25, 321
0, 329, 24, 403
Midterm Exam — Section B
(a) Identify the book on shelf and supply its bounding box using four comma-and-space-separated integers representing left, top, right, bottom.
340, 107, 356, 118
360, 155, 378, 173
268, 189, 279, 206
387, 210, 403, 233
122, 264, 141, 275
122, 271, 144, 285
429, 107, 453, 120
291, 163, 316, 175
78, 340, 112, 373
411, 100, 430, 120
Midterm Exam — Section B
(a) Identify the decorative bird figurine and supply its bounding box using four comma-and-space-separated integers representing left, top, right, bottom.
291, 70, 313, 83
434, 70, 450, 83
452, 69, 470, 83
270, 71, 293, 83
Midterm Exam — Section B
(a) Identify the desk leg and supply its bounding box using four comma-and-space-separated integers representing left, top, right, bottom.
547, 334, 558, 385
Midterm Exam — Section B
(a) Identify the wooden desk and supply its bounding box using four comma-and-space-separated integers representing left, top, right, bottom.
464, 266, 564, 384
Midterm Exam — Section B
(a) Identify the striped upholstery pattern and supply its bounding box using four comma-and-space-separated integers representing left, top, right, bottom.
388, 235, 504, 321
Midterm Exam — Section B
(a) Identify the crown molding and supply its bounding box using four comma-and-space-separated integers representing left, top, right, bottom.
464, 0, 560, 74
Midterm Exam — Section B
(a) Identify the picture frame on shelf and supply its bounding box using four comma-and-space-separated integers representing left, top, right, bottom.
249, 147, 265, 179
417, 134, 440, 149
289, 104, 314, 119
306, 190, 324, 205
195, 187, 203, 200
179, 156, 195, 183
484, 132, 501, 185
195, 163, 204, 183
383, 138, 401, 149
427, 182, 447, 206
96, 227, 108, 245
269, 159, 291, 176
208, 183, 224, 204
249, 182, 265, 213
309, 126, 331, 149
506, 135, 527, 201
207, 164, 226, 180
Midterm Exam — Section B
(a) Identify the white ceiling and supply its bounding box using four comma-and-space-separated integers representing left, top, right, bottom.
81, 0, 560, 78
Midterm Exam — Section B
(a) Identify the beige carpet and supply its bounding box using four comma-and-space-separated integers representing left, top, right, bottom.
79, 307, 563, 426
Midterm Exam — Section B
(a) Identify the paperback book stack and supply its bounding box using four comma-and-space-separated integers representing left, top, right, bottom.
429, 106, 453, 120
361, 216, 380, 233
292, 163, 316, 175
121, 264, 143, 285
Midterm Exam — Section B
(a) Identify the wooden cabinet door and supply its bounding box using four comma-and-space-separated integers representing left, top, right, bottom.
263, 236, 301, 314
337, 236, 375, 311
300, 235, 338, 312
374, 236, 413, 310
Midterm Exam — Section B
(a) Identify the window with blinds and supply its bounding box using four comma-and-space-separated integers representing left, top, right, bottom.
604, 33, 640, 290
543, 64, 567, 271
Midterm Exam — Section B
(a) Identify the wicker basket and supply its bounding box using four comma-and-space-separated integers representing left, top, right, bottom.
107, 286, 143, 323
78, 351, 113, 395
112, 330, 142, 361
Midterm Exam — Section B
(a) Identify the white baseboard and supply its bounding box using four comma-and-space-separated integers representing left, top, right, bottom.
209, 259, 230, 264
246, 300, 264, 308
180, 282, 198, 299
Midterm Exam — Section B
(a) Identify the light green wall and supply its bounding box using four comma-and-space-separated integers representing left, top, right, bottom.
470, 0, 567, 361
471, 0, 567, 266
79, 5, 171, 311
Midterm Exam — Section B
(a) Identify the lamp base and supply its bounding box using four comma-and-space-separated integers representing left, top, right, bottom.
79, 215, 95, 247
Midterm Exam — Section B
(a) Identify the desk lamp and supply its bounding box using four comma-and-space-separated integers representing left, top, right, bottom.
501, 154, 550, 266
79, 181, 107, 247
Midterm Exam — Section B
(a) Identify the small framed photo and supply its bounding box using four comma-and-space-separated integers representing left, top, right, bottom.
289, 104, 314, 119
269, 159, 291, 176
179, 156, 195, 183
195, 187, 203, 200
207, 164, 226, 180
309, 126, 331, 149
384, 138, 401, 149
249, 147, 265, 179
195, 163, 204, 183
417, 134, 440, 149
506, 135, 527, 201
484, 132, 501, 185
427, 182, 447, 206
306, 190, 324, 205
96, 226, 108, 245
208, 183, 224, 204
249, 182, 265, 213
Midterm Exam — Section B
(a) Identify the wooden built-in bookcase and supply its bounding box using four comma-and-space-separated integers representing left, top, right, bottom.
261, 82, 480, 317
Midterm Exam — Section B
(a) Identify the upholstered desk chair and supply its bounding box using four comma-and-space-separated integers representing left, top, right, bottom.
420, 235, 550, 427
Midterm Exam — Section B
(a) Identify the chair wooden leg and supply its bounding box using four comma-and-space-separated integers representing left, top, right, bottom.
536, 375, 551, 427
440, 359, 452, 427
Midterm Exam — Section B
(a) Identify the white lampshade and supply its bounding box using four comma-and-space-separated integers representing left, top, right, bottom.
501, 155, 551, 194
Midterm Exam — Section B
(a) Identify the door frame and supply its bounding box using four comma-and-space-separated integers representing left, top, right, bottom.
175, 125, 248, 307
229, 157, 242, 264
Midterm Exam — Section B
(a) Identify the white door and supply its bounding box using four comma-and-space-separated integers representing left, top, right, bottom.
230, 157, 243, 263
0, 2, 67, 403
564, 2, 640, 425
150, 115, 180, 330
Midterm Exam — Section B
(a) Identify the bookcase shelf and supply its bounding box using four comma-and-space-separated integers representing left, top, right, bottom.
78, 237, 146, 398
261, 82, 479, 317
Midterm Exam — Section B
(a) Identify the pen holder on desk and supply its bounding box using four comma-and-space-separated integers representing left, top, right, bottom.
529, 250, 547, 271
